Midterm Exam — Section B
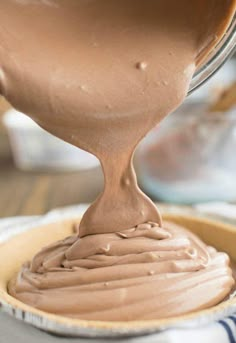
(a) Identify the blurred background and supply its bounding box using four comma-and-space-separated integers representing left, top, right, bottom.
0, 54, 236, 218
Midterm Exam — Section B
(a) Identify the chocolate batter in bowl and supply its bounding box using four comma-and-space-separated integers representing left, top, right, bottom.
0, 0, 236, 336
190, 12, 236, 93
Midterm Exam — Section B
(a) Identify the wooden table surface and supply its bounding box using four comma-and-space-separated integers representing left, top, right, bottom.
0, 99, 104, 218
0, 138, 103, 218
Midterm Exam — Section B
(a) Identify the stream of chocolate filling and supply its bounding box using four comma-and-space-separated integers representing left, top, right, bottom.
0, 0, 235, 320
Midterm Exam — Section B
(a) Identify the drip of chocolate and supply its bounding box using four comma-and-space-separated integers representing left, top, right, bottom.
0, 0, 235, 321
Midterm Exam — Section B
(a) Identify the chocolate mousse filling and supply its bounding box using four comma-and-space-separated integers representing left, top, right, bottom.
0, 0, 235, 321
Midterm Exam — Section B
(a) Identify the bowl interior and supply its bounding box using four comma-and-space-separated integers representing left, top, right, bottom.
1, 214, 236, 337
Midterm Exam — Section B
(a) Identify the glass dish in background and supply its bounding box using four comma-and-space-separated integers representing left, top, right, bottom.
3, 109, 99, 171
137, 106, 236, 204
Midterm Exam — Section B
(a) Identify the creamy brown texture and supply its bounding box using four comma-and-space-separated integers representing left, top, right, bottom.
0, 0, 235, 320
9, 221, 234, 320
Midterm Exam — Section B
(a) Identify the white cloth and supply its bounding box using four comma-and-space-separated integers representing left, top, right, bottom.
1, 203, 236, 343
